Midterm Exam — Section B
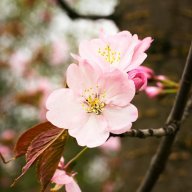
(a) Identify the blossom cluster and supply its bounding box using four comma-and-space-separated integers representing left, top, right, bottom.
46, 31, 153, 148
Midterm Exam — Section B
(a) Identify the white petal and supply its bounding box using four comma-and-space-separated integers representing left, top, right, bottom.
46, 89, 85, 128
65, 179, 81, 192
69, 115, 109, 148
52, 170, 73, 185
103, 104, 138, 134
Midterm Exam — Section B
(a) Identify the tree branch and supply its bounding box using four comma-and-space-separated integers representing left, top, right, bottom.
182, 93, 192, 121
111, 122, 179, 138
137, 42, 192, 192
55, 0, 118, 21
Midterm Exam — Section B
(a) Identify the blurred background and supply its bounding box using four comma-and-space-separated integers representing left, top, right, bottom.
0, 0, 192, 191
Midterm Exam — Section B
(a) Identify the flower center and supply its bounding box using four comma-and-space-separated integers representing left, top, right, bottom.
98, 45, 121, 64
82, 87, 106, 115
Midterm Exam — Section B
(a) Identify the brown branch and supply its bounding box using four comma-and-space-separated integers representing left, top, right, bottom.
182, 93, 192, 121
137, 42, 192, 192
111, 122, 179, 138
55, 0, 118, 22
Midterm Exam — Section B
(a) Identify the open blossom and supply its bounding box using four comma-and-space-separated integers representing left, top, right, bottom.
79, 31, 153, 73
128, 69, 148, 92
51, 157, 81, 192
46, 60, 138, 147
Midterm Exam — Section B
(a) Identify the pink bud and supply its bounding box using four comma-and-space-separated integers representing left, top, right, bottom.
137, 66, 154, 79
145, 86, 162, 98
155, 75, 167, 81
128, 69, 147, 92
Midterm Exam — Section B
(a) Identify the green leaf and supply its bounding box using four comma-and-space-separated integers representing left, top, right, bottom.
14, 122, 57, 158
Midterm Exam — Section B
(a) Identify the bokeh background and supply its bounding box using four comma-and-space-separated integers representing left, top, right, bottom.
0, 0, 192, 191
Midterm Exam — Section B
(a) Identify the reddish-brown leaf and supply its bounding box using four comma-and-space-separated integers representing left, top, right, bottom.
14, 122, 57, 158
37, 130, 68, 192
12, 128, 65, 186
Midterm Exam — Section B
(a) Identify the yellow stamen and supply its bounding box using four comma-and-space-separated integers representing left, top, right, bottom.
98, 45, 121, 64
81, 87, 106, 115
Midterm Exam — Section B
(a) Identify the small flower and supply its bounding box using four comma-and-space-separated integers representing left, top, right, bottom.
51, 157, 81, 192
79, 31, 153, 73
128, 69, 148, 92
46, 60, 138, 147
145, 86, 162, 98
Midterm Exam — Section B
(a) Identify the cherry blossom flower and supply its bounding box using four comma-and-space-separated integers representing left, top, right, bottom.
128, 69, 148, 92
51, 157, 81, 192
79, 31, 153, 73
46, 60, 138, 147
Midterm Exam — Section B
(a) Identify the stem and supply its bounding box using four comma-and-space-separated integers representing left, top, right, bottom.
162, 89, 178, 94
64, 147, 88, 169
137, 42, 192, 192
159, 79, 179, 88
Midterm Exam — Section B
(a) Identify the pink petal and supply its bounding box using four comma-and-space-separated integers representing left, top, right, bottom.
66, 64, 83, 95
125, 53, 147, 71
128, 69, 148, 91
127, 37, 153, 71
135, 37, 153, 53
99, 70, 135, 106
103, 104, 138, 134
79, 39, 109, 71
65, 179, 81, 192
67, 61, 102, 94
69, 114, 109, 148
46, 89, 85, 128
118, 34, 139, 71
52, 169, 73, 185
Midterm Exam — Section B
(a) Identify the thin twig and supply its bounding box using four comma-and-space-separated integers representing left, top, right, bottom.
137, 42, 192, 192
55, 0, 118, 21
111, 122, 179, 138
